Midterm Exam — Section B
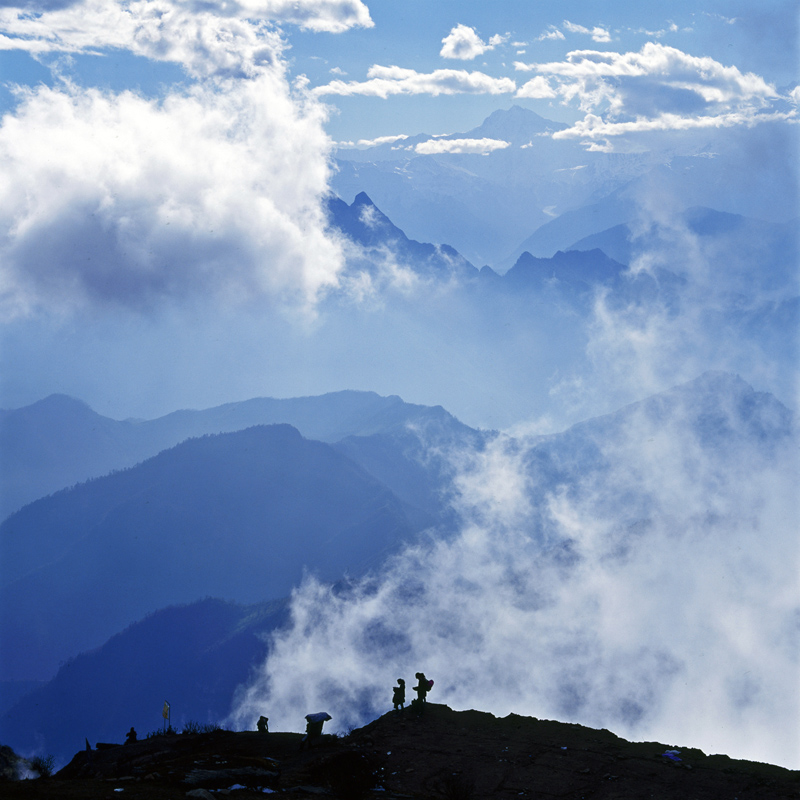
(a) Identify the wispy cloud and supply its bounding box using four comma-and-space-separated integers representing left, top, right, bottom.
628, 22, 680, 39
314, 66, 516, 98
536, 26, 565, 42
337, 133, 409, 148
414, 137, 510, 155
0, 0, 374, 56
563, 20, 611, 43
439, 24, 506, 60
0, 1, 371, 78
703, 11, 738, 26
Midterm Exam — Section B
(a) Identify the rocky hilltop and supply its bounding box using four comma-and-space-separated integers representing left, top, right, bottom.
3, 704, 798, 799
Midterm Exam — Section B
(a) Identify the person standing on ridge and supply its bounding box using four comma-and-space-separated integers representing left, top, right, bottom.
392, 678, 406, 712
414, 672, 432, 705
299, 712, 331, 750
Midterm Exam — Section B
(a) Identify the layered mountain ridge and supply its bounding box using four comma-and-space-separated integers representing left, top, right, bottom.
0, 371, 794, 767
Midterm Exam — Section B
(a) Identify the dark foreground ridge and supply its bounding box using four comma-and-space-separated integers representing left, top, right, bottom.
3, 704, 798, 799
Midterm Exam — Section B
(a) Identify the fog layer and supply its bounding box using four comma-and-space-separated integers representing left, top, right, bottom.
231, 375, 799, 769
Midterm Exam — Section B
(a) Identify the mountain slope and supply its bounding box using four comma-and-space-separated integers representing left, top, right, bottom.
0, 597, 286, 766
0, 389, 474, 521
4, 704, 799, 798
0, 424, 425, 681
326, 191, 477, 281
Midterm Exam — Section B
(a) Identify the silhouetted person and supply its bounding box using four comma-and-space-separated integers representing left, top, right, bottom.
392, 678, 406, 712
414, 672, 431, 705
299, 712, 331, 750
257, 715, 269, 733
125, 727, 137, 744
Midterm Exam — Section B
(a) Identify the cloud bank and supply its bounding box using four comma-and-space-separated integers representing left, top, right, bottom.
230, 376, 799, 769
514, 42, 790, 140
0, 77, 342, 319
0, 0, 358, 319
0, 0, 374, 62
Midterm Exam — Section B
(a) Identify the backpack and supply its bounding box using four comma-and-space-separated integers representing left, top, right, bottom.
427, 679, 434, 691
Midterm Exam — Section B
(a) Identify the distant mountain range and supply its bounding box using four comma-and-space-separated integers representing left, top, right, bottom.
566, 207, 799, 292
331, 106, 797, 267
1, 371, 793, 765
4, 189, 793, 517
1, 385, 487, 684
0, 422, 456, 682
0, 389, 476, 521
332, 106, 650, 266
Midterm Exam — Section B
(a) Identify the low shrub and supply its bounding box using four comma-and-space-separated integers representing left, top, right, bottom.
29, 754, 55, 778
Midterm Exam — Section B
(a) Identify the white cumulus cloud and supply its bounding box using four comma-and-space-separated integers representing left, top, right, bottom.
439, 23, 505, 60
514, 42, 786, 139
0, 0, 374, 53
0, 76, 343, 319
0, 0, 371, 78
516, 75, 557, 99
0, 0, 355, 320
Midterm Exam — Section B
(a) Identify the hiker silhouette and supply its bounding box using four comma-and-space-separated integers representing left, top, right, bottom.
414, 672, 432, 704
392, 678, 406, 711
299, 712, 331, 750
125, 727, 137, 744
257, 716, 269, 733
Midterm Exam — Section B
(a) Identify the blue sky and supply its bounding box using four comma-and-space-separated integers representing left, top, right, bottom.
1, 1, 797, 140
0, 0, 797, 418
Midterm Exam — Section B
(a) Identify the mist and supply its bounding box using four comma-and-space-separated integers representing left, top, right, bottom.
230, 373, 799, 768
228, 179, 799, 767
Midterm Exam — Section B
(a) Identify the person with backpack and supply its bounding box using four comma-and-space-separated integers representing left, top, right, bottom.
299, 712, 331, 750
413, 672, 433, 705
